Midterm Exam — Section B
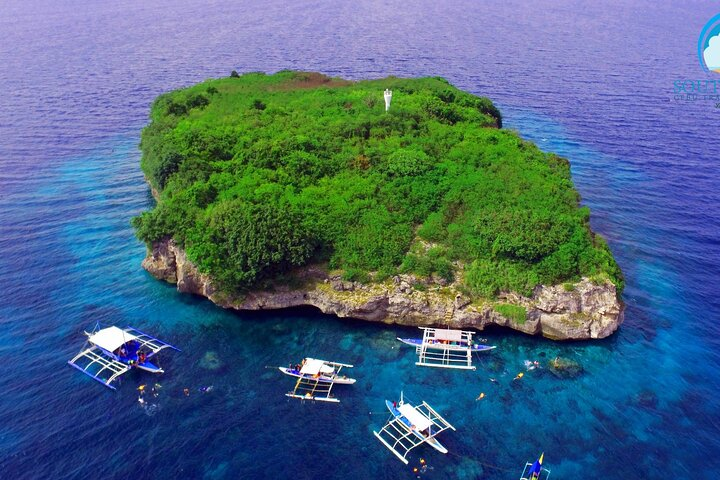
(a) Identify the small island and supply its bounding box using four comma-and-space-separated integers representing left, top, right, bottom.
134, 71, 624, 340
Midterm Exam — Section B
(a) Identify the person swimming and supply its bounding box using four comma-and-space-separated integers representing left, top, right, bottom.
524, 360, 541, 370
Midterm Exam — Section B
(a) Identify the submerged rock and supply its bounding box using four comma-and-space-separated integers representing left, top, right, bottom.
454, 457, 485, 479
370, 330, 403, 361
198, 350, 223, 370
547, 356, 584, 378
142, 238, 624, 341
635, 390, 659, 409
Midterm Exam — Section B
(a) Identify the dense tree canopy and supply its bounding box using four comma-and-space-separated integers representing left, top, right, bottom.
133, 71, 623, 297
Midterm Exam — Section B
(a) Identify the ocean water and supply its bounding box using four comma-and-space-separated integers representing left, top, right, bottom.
1, 1, 719, 478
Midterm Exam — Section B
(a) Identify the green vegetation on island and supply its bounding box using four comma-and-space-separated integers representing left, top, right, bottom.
133, 71, 623, 299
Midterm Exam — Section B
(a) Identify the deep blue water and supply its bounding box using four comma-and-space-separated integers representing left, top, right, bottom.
1, 1, 719, 478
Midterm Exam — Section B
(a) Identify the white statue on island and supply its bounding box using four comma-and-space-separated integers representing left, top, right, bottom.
384, 89, 392, 111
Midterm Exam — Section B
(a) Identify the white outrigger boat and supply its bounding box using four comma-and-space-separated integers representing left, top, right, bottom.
67, 325, 180, 390
280, 357, 355, 403
278, 358, 356, 384
373, 392, 455, 464
398, 327, 495, 370
396, 335, 496, 352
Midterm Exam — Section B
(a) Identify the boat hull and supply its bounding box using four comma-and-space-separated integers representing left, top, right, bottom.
98, 348, 164, 373
135, 361, 164, 374
397, 337, 496, 352
384, 400, 447, 454
278, 367, 356, 384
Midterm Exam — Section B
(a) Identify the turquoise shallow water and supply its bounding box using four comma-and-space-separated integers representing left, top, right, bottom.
1, 1, 719, 478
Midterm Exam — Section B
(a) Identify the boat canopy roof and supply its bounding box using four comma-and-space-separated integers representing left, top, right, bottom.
300, 358, 335, 375
433, 329, 464, 342
398, 403, 433, 431
88, 326, 137, 352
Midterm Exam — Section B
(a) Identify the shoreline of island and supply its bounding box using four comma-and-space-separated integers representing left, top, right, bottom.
142, 237, 623, 340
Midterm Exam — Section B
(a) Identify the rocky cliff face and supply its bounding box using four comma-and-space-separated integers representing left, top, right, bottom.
142, 238, 624, 340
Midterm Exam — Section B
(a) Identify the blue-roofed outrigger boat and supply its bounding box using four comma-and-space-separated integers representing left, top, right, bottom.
67, 325, 180, 390
520, 453, 550, 480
